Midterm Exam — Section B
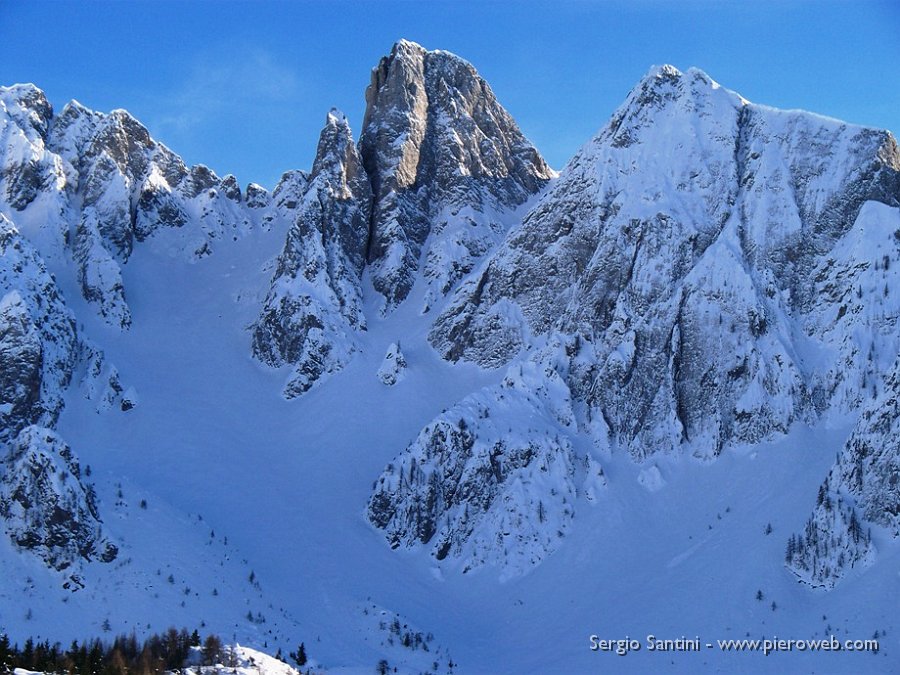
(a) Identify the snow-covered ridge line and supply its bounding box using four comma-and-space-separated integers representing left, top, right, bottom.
1, 83, 270, 330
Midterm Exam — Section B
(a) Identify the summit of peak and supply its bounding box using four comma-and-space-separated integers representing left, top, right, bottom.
391, 38, 426, 54
1, 82, 48, 100
645, 64, 683, 80
326, 107, 349, 126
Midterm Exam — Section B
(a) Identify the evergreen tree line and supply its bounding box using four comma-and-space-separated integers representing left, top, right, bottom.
0, 627, 230, 675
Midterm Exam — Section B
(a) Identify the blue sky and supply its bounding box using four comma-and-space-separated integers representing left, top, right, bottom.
2, 1, 898, 189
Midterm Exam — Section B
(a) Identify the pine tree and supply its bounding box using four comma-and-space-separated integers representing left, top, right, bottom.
0, 633, 9, 671
201, 635, 222, 666
289, 643, 307, 667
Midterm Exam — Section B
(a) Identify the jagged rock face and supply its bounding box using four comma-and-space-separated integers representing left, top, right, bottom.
0, 212, 122, 434
253, 111, 372, 398
0, 291, 42, 440
835, 358, 900, 533
0, 85, 59, 212
785, 358, 900, 589
368, 351, 606, 578
245, 182, 270, 209
430, 65, 900, 458
0, 85, 72, 265
261, 171, 308, 231
2, 86, 264, 329
0, 215, 79, 441
53, 103, 261, 324
359, 40, 554, 313
0, 426, 117, 571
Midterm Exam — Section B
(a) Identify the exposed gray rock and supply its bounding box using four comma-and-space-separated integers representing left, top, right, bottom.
0, 85, 57, 212
221, 174, 242, 202
0, 214, 79, 441
429, 65, 900, 459
261, 171, 308, 231
245, 182, 269, 209
359, 39, 554, 313
0, 425, 117, 571
0, 212, 124, 431
368, 348, 605, 578
0, 290, 42, 442
5, 93, 262, 327
253, 110, 372, 397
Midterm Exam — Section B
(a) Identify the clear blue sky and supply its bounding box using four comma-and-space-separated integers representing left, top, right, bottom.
2, 1, 898, 189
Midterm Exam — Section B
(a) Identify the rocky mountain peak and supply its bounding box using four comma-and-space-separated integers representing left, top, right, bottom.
311, 108, 369, 205
0, 84, 53, 140
359, 39, 554, 313
360, 39, 428, 197
252, 111, 372, 398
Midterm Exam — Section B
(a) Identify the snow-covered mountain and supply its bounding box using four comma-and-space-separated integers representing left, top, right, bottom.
393, 64, 899, 579
1, 42, 899, 673
252, 110, 371, 397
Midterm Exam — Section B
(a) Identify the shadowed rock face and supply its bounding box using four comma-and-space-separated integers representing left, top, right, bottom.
251, 39, 554, 395
359, 39, 554, 313
367, 350, 606, 579
0, 426, 117, 571
0, 166, 123, 582
429, 65, 900, 458
4, 49, 900, 591
0, 215, 79, 443
0, 291, 42, 440
0, 85, 56, 212
252, 110, 373, 398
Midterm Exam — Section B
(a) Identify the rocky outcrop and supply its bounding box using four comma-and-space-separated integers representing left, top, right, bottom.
372, 65, 899, 576
0, 212, 122, 580
359, 40, 554, 314
1, 85, 265, 329
788, 355, 900, 588
429, 65, 900, 460
368, 347, 606, 579
377, 342, 407, 385
0, 214, 79, 440
245, 182, 270, 210
0, 425, 117, 571
252, 110, 372, 397
0, 85, 59, 212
